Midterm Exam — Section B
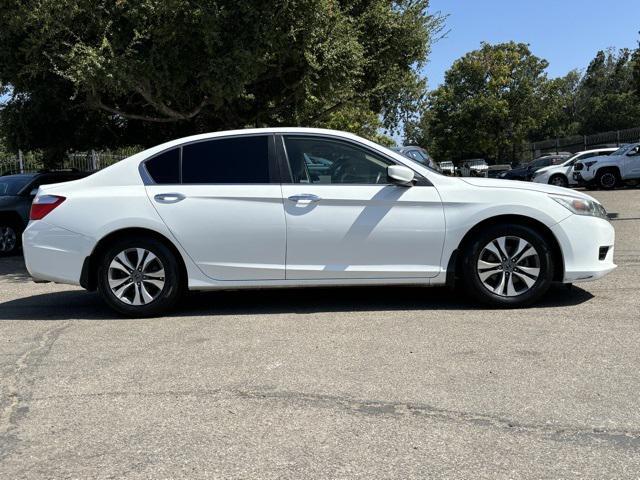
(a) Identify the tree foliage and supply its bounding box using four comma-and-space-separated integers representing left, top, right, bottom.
0, 0, 443, 161
409, 42, 553, 162
407, 40, 640, 164
574, 48, 640, 134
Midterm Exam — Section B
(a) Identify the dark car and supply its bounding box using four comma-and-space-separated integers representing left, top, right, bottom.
499, 154, 570, 181
0, 170, 89, 256
392, 146, 437, 170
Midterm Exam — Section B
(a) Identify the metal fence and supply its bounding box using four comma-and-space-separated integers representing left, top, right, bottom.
524, 126, 640, 162
0, 149, 139, 175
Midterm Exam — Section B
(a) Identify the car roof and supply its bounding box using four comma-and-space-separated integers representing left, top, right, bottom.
0, 173, 38, 179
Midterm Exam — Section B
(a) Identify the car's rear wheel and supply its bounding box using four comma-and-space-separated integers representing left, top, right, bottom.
461, 224, 554, 307
97, 236, 183, 317
549, 174, 568, 188
596, 169, 619, 190
0, 222, 21, 257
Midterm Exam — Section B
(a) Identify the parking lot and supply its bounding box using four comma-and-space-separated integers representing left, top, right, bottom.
0, 188, 638, 479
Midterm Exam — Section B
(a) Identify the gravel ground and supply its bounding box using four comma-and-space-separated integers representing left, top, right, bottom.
0, 188, 639, 479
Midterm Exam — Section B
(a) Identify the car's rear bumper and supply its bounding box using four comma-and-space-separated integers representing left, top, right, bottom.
551, 214, 616, 283
23, 220, 95, 285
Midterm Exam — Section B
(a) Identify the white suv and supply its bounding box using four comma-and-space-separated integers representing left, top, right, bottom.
532, 148, 617, 187
573, 143, 640, 189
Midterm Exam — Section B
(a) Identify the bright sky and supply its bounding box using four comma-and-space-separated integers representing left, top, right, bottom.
425, 0, 640, 88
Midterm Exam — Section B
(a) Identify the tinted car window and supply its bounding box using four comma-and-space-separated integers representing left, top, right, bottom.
283, 136, 393, 184
0, 175, 34, 195
145, 148, 180, 184
182, 136, 269, 184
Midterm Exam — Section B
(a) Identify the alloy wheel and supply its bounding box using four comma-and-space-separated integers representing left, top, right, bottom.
108, 248, 165, 306
0, 226, 17, 253
600, 173, 616, 189
476, 236, 541, 297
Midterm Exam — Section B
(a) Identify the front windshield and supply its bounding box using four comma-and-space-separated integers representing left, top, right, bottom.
611, 144, 635, 156
0, 175, 34, 195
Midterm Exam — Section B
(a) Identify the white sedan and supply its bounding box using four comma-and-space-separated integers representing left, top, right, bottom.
532, 148, 617, 187
23, 128, 616, 316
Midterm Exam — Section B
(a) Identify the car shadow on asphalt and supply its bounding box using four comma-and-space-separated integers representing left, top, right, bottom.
0, 283, 595, 321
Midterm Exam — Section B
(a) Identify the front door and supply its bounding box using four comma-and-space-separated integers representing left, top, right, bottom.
145, 135, 286, 281
623, 145, 640, 179
279, 135, 446, 280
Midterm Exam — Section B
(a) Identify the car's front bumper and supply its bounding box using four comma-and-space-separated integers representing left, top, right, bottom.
551, 214, 616, 283
23, 220, 95, 285
532, 172, 550, 184
573, 171, 595, 186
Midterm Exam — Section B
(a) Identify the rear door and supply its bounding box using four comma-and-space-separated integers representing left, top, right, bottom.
144, 134, 287, 281
278, 134, 445, 280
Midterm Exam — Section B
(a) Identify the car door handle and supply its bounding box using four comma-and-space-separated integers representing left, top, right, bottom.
288, 194, 321, 203
154, 193, 186, 204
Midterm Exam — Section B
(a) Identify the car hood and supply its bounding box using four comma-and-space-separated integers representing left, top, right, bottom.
533, 165, 557, 174
460, 177, 594, 200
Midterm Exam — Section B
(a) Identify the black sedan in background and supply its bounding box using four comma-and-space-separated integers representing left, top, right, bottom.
499, 154, 570, 181
0, 170, 89, 255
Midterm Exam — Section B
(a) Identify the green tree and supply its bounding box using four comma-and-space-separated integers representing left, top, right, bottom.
576, 48, 640, 134
0, 0, 443, 162
408, 42, 557, 163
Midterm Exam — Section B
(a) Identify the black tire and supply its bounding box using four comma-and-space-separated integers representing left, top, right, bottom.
596, 169, 619, 190
0, 221, 22, 257
548, 174, 568, 188
97, 236, 183, 317
460, 224, 554, 308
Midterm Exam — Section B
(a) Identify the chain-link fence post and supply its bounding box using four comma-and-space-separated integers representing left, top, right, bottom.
18, 150, 24, 173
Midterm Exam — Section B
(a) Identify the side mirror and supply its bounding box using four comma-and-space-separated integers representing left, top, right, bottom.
627, 148, 640, 156
387, 165, 415, 186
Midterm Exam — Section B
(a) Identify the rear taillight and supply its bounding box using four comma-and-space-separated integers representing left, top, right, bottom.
30, 195, 66, 220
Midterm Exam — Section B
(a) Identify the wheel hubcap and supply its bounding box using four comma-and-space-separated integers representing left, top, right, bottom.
108, 248, 165, 306
601, 173, 615, 188
0, 226, 17, 253
551, 177, 565, 186
477, 236, 541, 297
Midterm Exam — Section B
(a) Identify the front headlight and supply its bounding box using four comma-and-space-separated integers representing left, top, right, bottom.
533, 170, 545, 178
551, 195, 608, 219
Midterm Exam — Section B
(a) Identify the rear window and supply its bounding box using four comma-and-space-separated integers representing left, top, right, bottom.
145, 148, 180, 184
0, 175, 34, 195
181, 136, 269, 184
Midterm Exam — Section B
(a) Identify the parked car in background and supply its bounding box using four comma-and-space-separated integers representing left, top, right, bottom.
499, 154, 571, 181
460, 159, 488, 177
438, 161, 455, 176
532, 148, 617, 187
0, 170, 89, 256
485, 164, 511, 178
392, 146, 437, 170
573, 143, 640, 189
22, 128, 615, 316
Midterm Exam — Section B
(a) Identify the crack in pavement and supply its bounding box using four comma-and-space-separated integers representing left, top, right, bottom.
0, 322, 70, 461
22, 384, 640, 451
235, 387, 640, 450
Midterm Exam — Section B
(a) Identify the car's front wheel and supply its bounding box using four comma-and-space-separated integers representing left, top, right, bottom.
0, 222, 21, 257
596, 169, 619, 190
97, 236, 183, 317
461, 224, 554, 307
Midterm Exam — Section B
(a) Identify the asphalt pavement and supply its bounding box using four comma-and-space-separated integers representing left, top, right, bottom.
0, 189, 639, 479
